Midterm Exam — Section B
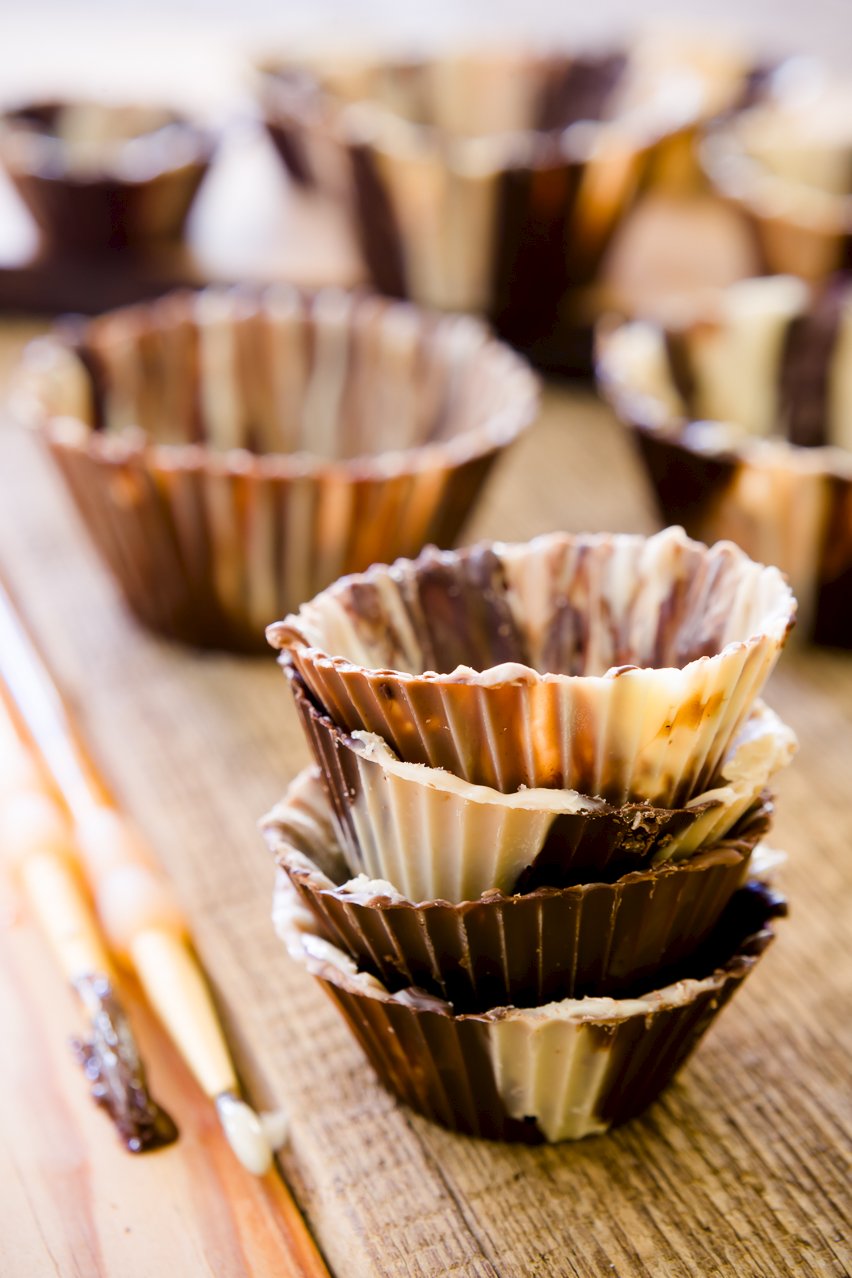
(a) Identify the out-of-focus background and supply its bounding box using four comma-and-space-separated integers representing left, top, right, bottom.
2, 0, 850, 102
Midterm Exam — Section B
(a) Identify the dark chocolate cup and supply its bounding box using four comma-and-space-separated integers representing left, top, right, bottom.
264, 767, 768, 1014
269, 528, 795, 805
286, 668, 795, 899
255, 47, 733, 373
15, 286, 536, 652
274, 872, 785, 1142
0, 101, 214, 253
597, 275, 852, 647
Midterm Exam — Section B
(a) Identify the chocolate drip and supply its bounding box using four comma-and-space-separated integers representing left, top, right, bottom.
490, 158, 584, 359
632, 424, 738, 532
264, 108, 315, 186
72, 975, 178, 1154
266, 119, 314, 187
489, 54, 633, 371
535, 54, 628, 131
811, 474, 852, 648
664, 329, 697, 412
733, 61, 780, 112
779, 280, 846, 448
6, 101, 64, 130
407, 544, 529, 673
348, 144, 408, 300
344, 578, 414, 669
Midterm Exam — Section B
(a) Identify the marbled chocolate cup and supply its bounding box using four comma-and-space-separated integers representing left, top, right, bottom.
264, 768, 767, 1013
268, 527, 796, 805
15, 286, 536, 652
287, 668, 795, 899
597, 274, 852, 646
702, 69, 852, 283
273, 872, 785, 1142
0, 101, 214, 253
256, 45, 748, 371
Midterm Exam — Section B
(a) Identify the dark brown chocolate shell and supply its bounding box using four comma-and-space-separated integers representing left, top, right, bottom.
275, 874, 785, 1142
0, 101, 214, 253
266, 768, 769, 1014
286, 670, 794, 898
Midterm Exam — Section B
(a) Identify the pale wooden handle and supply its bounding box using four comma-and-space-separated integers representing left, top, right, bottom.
130, 928, 237, 1100
20, 848, 111, 983
0, 726, 111, 984
74, 807, 188, 960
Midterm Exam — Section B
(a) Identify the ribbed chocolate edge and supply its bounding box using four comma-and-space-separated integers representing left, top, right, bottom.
286, 665, 730, 884
276, 799, 768, 1013
274, 532, 793, 803
33, 289, 533, 652
46, 437, 501, 652
291, 882, 783, 1142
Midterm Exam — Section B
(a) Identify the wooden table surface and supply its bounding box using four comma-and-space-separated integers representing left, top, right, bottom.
1, 307, 851, 1276
1, 3, 851, 1270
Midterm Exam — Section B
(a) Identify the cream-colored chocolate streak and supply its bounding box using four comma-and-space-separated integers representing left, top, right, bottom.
259, 43, 753, 318
272, 528, 795, 805
272, 872, 782, 1142
702, 66, 852, 281
597, 278, 852, 637
285, 699, 793, 900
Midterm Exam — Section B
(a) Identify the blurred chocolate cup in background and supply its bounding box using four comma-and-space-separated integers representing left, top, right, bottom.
273, 871, 786, 1143
14, 285, 536, 651
597, 273, 852, 646
264, 767, 769, 1013
255, 42, 762, 373
285, 668, 796, 900
268, 528, 796, 805
0, 100, 215, 254
702, 60, 852, 283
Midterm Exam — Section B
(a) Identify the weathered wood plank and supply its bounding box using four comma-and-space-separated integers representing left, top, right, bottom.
2, 358, 850, 1277
0, 882, 333, 1278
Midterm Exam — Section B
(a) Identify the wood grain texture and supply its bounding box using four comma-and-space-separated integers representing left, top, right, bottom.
1, 319, 851, 1276
0, 870, 330, 1278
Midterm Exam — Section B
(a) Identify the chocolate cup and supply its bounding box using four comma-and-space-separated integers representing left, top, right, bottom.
0, 101, 214, 254
597, 277, 852, 647
16, 287, 536, 652
286, 668, 795, 899
274, 873, 785, 1142
269, 528, 796, 805
264, 767, 768, 1014
255, 48, 719, 374
702, 95, 852, 284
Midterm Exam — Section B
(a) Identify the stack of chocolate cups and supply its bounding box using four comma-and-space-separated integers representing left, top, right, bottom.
264, 526, 798, 1143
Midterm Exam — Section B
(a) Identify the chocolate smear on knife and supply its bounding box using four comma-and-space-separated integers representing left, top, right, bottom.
72, 974, 178, 1153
